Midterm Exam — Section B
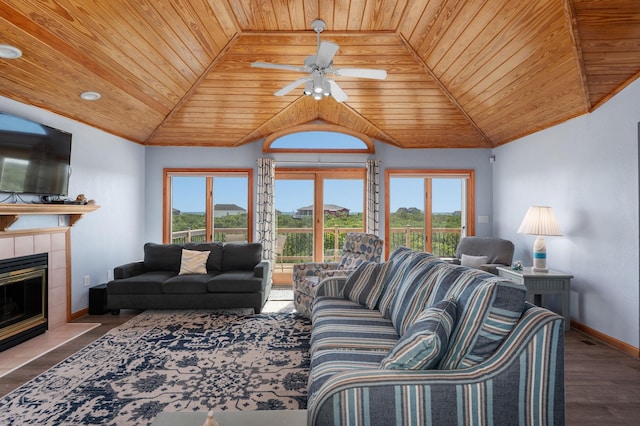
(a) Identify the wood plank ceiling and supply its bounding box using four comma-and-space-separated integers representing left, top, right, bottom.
0, 0, 639, 149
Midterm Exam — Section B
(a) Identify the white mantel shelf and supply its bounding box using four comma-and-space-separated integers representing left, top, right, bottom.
0, 203, 100, 231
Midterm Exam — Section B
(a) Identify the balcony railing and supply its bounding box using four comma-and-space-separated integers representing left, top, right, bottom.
171, 226, 461, 262
388, 226, 461, 258
171, 229, 208, 244
171, 228, 247, 245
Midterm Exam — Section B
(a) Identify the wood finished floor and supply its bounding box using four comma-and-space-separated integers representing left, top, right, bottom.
1, 309, 639, 425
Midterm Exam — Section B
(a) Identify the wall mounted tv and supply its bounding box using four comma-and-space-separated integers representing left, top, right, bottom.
0, 112, 72, 196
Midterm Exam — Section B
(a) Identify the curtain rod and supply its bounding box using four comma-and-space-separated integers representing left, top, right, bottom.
274, 160, 368, 166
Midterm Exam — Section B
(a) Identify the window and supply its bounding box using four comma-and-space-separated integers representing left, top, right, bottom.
385, 170, 475, 258
264, 125, 373, 153
163, 169, 253, 244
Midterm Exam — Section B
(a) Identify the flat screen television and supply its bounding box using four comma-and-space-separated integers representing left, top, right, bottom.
0, 112, 72, 196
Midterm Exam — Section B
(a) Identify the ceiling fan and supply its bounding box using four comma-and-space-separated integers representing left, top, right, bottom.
251, 19, 387, 102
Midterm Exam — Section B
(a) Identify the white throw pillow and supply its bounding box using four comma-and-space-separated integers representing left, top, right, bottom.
179, 249, 210, 275
460, 254, 489, 269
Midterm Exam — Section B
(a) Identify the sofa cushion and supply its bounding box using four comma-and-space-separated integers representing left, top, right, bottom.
107, 271, 175, 294
312, 296, 378, 322
207, 271, 264, 292
389, 252, 447, 334
178, 249, 210, 275
380, 299, 457, 370
184, 242, 223, 271
162, 273, 213, 293
429, 267, 527, 369
460, 254, 488, 269
143, 243, 182, 272
222, 243, 262, 271
343, 260, 393, 309
311, 314, 399, 355
377, 246, 416, 318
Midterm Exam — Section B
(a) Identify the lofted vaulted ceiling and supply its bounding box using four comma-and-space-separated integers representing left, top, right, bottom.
0, 0, 639, 149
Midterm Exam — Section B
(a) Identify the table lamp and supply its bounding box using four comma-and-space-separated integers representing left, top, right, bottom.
517, 206, 562, 272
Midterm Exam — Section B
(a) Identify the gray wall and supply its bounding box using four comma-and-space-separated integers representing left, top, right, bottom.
0, 96, 146, 313
493, 78, 640, 347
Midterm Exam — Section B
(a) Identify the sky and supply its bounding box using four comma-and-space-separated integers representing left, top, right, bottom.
272, 131, 367, 149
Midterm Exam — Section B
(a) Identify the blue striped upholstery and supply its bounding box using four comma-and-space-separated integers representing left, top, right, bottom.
311, 299, 399, 356
308, 348, 388, 400
307, 247, 562, 425
380, 299, 457, 370
427, 267, 527, 369
313, 296, 375, 320
308, 305, 565, 425
314, 277, 348, 299
377, 247, 416, 318
343, 260, 393, 309
388, 252, 447, 334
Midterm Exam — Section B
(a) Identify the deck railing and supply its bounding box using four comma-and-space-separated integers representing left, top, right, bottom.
171, 226, 462, 261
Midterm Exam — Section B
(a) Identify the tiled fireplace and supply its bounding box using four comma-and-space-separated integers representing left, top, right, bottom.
0, 253, 48, 351
0, 230, 69, 349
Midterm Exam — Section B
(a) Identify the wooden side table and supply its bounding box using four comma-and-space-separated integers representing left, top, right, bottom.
497, 266, 573, 331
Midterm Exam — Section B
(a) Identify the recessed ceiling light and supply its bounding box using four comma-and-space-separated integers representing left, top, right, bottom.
0, 44, 22, 59
80, 91, 101, 101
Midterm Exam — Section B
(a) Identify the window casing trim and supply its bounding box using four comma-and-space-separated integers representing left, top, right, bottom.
384, 169, 475, 258
163, 168, 254, 244
263, 124, 374, 153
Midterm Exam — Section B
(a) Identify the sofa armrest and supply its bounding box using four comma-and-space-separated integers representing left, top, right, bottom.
315, 276, 348, 299
479, 263, 506, 275
292, 262, 340, 286
113, 261, 145, 279
254, 260, 271, 279
308, 305, 564, 425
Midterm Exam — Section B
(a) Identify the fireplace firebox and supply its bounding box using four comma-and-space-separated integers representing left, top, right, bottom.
0, 253, 48, 352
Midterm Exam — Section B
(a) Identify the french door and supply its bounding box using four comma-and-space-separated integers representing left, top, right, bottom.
385, 170, 474, 258
273, 169, 365, 281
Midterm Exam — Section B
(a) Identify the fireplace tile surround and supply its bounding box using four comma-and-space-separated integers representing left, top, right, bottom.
0, 230, 69, 331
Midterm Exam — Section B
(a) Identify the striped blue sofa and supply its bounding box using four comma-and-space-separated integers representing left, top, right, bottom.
307, 247, 565, 426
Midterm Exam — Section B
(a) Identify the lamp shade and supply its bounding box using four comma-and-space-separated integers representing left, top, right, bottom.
517, 206, 562, 236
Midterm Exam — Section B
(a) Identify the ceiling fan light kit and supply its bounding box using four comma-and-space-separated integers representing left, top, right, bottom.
251, 19, 387, 102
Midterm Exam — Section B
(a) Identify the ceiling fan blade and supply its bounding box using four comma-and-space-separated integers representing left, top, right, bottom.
274, 77, 312, 96
251, 61, 307, 73
316, 41, 339, 68
333, 68, 387, 79
327, 79, 348, 102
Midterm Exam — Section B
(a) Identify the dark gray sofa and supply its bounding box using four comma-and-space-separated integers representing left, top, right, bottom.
107, 242, 271, 313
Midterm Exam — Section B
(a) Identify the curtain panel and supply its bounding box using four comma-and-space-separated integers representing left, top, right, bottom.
366, 159, 381, 236
256, 158, 276, 262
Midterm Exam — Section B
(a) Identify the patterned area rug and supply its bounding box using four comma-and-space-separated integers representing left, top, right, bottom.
0, 310, 311, 425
